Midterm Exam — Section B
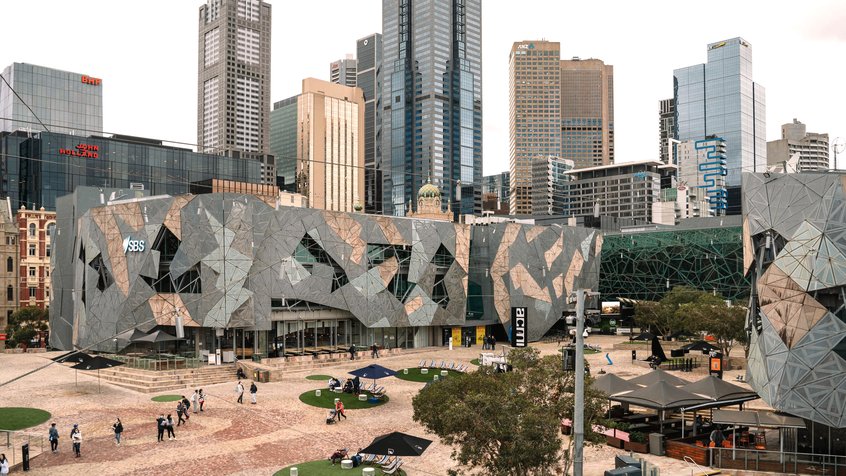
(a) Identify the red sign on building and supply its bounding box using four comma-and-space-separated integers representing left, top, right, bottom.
59, 144, 99, 159
81, 75, 102, 86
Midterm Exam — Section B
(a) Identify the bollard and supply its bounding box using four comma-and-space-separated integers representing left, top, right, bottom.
290, 467, 298, 476
315, 389, 321, 397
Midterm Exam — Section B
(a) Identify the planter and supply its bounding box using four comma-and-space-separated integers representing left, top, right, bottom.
605, 435, 625, 449
624, 440, 649, 453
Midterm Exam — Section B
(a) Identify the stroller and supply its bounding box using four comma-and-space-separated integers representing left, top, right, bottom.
326, 409, 337, 424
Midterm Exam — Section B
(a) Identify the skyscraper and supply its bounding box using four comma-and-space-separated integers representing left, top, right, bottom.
531, 156, 573, 216
197, 0, 272, 179
0, 63, 103, 136
357, 33, 383, 214
674, 37, 766, 215
659, 98, 675, 163
382, 0, 482, 217
767, 119, 829, 172
508, 41, 561, 215
330, 55, 358, 87
560, 58, 614, 168
269, 95, 298, 190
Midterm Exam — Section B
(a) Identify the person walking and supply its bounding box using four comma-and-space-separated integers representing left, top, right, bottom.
181, 395, 191, 421
198, 389, 206, 412
0, 454, 9, 475
349, 344, 356, 361
236, 381, 244, 404
250, 381, 258, 404
334, 398, 347, 421
156, 414, 165, 442
113, 418, 123, 446
191, 389, 199, 414
165, 414, 176, 440
48, 422, 59, 453
70, 424, 82, 458
370, 343, 379, 359
490, 336, 496, 351
176, 401, 186, 426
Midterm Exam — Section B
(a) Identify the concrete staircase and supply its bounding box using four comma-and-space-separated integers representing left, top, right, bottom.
256, 346, 436, 375
96, 364, 237, 393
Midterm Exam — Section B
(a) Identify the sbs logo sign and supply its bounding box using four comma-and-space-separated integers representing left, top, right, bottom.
123, 236, 146, 253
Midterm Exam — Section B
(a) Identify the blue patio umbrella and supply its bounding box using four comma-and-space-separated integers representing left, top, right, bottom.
349, 364, 397, 390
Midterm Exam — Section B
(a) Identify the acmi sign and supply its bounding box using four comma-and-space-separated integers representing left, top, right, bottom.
511, 307, 527, 348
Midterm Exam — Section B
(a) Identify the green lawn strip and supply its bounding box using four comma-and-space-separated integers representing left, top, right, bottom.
151, 395, 183, 402
298, 389, 389, 409
275, 460, 355, 476
470, 358, 480, 366
394, 367, 463, 382
0, 407, 52, 431
305, 374, 334, 381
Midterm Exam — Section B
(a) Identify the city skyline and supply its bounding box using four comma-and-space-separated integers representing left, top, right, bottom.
0, 0, 843, 178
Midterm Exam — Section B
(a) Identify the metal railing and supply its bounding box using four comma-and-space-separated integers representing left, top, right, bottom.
1, 430, 44, 468
111, 353, 201, 371
712, 447, 846, 474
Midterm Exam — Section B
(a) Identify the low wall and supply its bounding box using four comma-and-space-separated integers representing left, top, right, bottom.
666, 438, 710, 466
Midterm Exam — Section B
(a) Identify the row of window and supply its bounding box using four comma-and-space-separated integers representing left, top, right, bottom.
6, 285, 45, 301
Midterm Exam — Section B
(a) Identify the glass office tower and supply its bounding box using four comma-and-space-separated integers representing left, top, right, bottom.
382, 0, 482, 217
674, 38, 766, 215
357, 33, 383, 214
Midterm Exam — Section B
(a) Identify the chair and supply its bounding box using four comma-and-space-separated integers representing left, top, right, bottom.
738, 432, 749, 447
721, 440, 733, 448
362, 453, 375, 463
418, 359, 426, 368
429, 360, 437, 368
382, 457, 402, 471
383, 460, 404, 475
439, 360, 446, 368
456, 364, 467, 372
374, 455, 389, 465
708, 441, 716, 448
754, 433, 767, 450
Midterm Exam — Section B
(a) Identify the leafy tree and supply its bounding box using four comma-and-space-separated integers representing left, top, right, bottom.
7, 306, 48, 348
412, 347, 608, 475
684, 301, 747, 357
634, 286, 724, 338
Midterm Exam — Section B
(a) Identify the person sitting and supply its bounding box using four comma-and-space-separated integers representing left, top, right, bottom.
710, 427, 725, 447
236, 367, 247, 380
328, 378, 341, 391
352, 376, 361, 395
329, 448, 348, 465
342, 378, 354, 394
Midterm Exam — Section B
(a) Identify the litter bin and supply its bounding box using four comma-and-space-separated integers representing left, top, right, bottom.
649, 433, 665, 456
252, 354, 263, 362
261, 370, 270, 382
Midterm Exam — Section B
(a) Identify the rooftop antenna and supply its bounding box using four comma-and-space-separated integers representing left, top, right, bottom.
833, 138, 845, 170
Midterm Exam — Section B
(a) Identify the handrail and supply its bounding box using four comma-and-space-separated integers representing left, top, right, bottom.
683, 455, 711, 475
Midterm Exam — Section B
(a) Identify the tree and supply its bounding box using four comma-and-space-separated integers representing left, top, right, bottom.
7, 306, 48, 348
684, 301, 747, 357
412, 347, 608, 475
634, 286, 724, 338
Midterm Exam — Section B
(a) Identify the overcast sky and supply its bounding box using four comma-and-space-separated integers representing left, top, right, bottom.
1, 0, 845, 174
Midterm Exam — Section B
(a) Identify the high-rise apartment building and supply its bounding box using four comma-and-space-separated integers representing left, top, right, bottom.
531, 156, 573, 216
509, 41, 562, 215
674, 37, 766, 215
197, 0, 273, 181
0, 198, 17, 334
482, 172, 509, 215
270, 96, 298, 190
330, 55, 358, 87
294, 78, 365, 212
382, 0, 482, 217
17, 205, 54, 310
0, 63, 103, 135
659, 98, 676, 164
560, 58, 614, 168
767, 119, 829, 172
357, 33, 383, 214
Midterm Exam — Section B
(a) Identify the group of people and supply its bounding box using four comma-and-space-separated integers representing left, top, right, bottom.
157, 389, 206, 442
235, 380, 258, 404
481, 335, 497, 350
328, 376, 361, 395
44, 421, 91, 458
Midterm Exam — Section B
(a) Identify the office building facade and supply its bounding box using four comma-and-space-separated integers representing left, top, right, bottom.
330, 56, 358, 87
659, 98, 676, 164
357, 33, 383, 214
674, 38, 766, 214
50, 192, 601, 352
0, 131, 262, 211
197, 0, 272, 175
0, 198, 17, 332
531, 156, 573, 216
382, 0, 483, 217
509, 41, 562, 215
269, 96, 298, 190
482, 172, 509, 214
294, 78, 365, 212
560, 58, 614, 168
17, 206, 54, 310
0, 63, 103, 136
767, 119, 829, 172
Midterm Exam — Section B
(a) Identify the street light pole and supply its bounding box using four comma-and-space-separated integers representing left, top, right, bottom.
572, 288, 599, 476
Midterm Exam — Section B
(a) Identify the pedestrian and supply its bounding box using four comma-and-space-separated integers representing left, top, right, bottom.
0, 454, 8, 475
490, 336, 496, 351
250, 381, 258, 404
352, 375, 361, 395
181, 395, 191, 421
349, 344, 356, 361
198, 389, 205, 411
113, 418, 123, 446
165, 414, 176, 440
370, 343, 379, 359
156, 414, 165, 442
176, 401, 186, 426
191, 389, 199, 414
236, 381, 244, 404
334, 398, 347, 421
70, 424, 82, 457
48, 422, 59, 453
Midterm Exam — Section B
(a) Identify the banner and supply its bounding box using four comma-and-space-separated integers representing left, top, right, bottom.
452, 327, 462, 346
511, 307, 527, 347
476, 326, 486, 345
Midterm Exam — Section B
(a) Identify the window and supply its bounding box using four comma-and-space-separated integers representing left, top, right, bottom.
46, 245, 51, 257
6, 285, 11, 301
46, 222, 55, 238
5, 256, 11, 273
29, 244, 36, 257
28, 287, 36, 298
29, 267, 36, 278
28, 223, 36, 237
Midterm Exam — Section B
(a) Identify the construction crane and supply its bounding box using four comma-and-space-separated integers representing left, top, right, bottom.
834, 137, 846, 170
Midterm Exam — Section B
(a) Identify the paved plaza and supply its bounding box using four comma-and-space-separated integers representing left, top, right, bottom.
0, 336, 754, 475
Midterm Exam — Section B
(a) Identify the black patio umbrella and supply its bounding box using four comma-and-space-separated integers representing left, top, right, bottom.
132, 330, 180, 343
593, 373, 641, 396
71, 355, 125, 393
114, 328, 149, 342
681, 340, 720, 354
627, 368, 690, 387
360, 431, 432, 457
52, 350, 92, 364
631, 331, 656, 341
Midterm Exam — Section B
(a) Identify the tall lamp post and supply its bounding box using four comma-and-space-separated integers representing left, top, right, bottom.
570, 288, 600, 476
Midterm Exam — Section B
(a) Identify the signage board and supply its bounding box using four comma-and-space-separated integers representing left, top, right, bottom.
511, 307, 527, 347
81, 75, 102, 85
59, 144, 99, 159
122, 236, 146, 253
